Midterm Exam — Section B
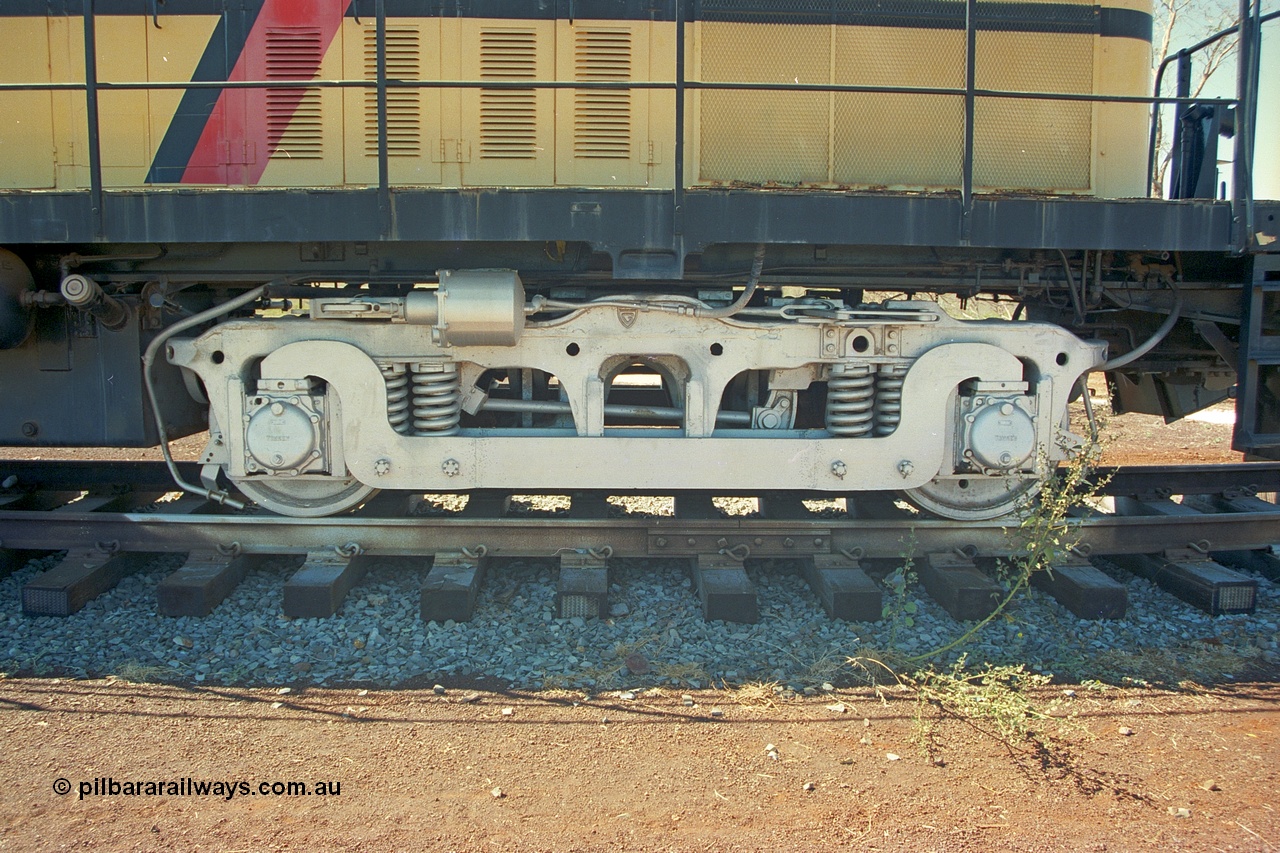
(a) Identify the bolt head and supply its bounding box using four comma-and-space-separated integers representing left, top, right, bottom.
374, 458, 392, 476
441, 458, 461, 477
655, 537, 667, 547
831, 460, 848, 479
897, 460, 915, 478
270, 402, 285, 416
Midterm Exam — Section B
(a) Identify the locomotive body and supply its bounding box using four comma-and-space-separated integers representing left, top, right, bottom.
0, 0, 1276, 520
2, 0, 1150, 195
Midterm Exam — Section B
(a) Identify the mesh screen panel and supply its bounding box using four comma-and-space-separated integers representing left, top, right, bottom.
973, 32, 1094, 191
698, 24, 829, 184
832, 25, 964, 187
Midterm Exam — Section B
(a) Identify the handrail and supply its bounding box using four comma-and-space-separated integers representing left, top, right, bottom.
1145, 7, 1280, 201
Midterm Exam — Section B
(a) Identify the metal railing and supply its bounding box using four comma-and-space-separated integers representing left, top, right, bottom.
0, 0, 1270, 251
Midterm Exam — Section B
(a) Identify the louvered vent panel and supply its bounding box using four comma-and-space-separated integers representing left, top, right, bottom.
265, 28, 324, 160
364, 27, 422, 156
574, 29, 631, 160
479, 29, 537, 160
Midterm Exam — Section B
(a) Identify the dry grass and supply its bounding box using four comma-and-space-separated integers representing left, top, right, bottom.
111, 660, 172, 683
575, 635, 661, 688
650, 660, 711, 685
1092, 644, 1266, 687
727, 680, 784, 708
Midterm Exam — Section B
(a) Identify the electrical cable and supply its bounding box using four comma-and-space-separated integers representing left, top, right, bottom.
1057, 249, 1085, 325
142, 281, 289, 508
1094, 279, 1183, 372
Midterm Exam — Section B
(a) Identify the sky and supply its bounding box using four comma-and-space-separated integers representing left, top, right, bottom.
1254, 39, 1278, 198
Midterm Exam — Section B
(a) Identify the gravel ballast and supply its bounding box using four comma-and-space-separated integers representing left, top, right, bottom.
1, 539, 1276, 689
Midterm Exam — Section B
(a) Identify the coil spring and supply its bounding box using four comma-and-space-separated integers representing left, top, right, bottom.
825, 364, 875, 437
380, 363, 412, 435
411, 362, 462, 435
874, 363, 909, 436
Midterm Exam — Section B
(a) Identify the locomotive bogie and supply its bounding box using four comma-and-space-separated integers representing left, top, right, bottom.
165, 281, 1102, 516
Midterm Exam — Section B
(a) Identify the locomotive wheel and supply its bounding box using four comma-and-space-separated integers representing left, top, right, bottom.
230, 475, 378, 517
901, 475, 1040, 521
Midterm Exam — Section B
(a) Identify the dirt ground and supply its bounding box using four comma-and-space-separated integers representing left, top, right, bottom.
1, 397, 1276, 851
0, 678, 1275, 852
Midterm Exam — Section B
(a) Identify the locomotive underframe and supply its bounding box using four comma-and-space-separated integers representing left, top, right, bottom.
0, 189, 1277, 519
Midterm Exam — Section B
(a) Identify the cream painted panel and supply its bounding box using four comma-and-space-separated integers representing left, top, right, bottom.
0, 19, 56, 188
553, 20, 651, 187
146, 16, 220, 185
93, 18, 151, 186
341, 18, 442, 186
256, 24, 345, 187
1096, 36, 1152, 198
457, 19, 554, 187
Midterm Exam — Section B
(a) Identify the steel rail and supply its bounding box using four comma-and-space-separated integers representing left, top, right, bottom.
2, 460, 1278, 496
0, 503, 1275, 561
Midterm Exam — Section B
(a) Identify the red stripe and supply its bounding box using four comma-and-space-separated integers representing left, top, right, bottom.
182, 0, 349, 185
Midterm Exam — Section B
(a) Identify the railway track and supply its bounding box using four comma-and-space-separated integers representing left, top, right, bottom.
0, 460, 1277, 626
